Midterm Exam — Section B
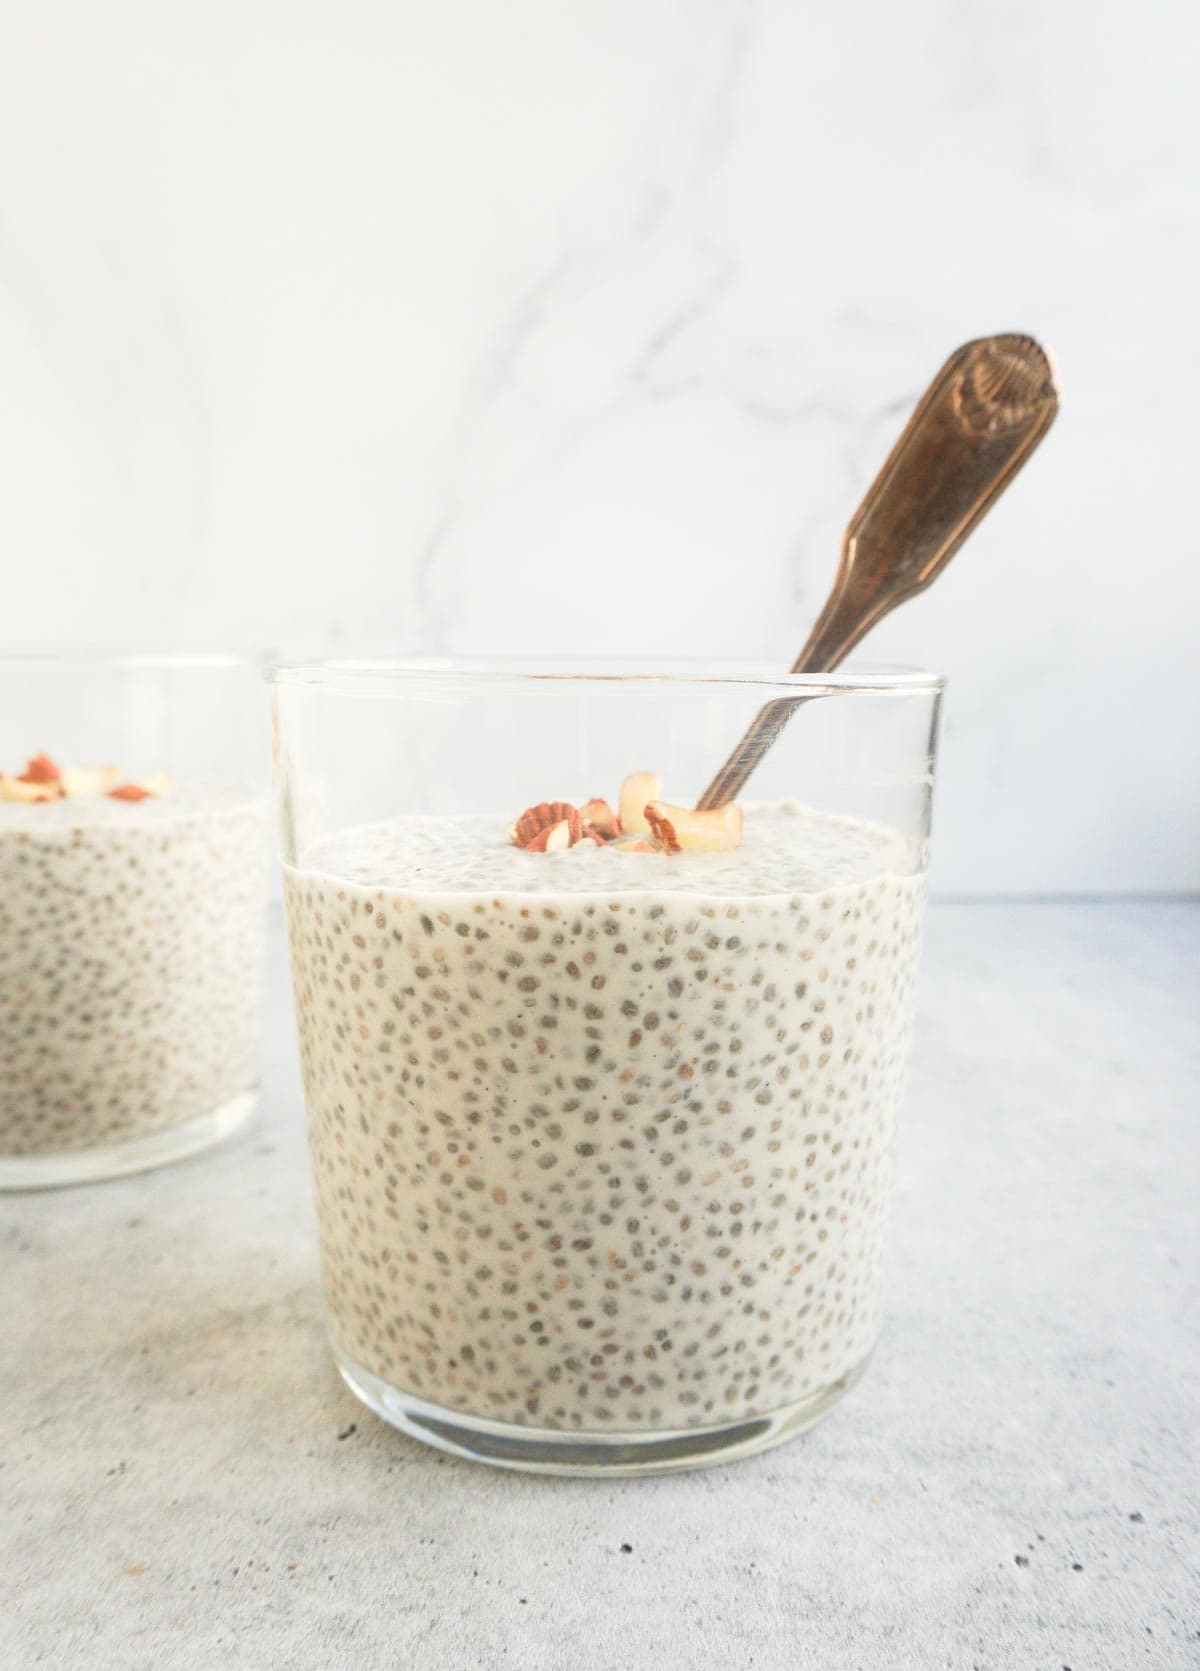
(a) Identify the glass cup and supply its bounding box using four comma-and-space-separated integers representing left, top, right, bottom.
271, 659, 944, 1474
0, 653, 268, 1189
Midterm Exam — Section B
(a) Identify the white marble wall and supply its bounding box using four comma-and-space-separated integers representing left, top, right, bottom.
1, 0, 1196, 892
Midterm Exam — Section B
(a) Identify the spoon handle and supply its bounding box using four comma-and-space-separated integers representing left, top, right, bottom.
696, 334, 1059, 810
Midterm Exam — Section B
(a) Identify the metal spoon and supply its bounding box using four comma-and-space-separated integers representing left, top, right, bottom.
696, 333, 1060, 810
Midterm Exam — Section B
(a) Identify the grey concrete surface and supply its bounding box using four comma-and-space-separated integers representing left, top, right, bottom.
2, 903, 1197, 1671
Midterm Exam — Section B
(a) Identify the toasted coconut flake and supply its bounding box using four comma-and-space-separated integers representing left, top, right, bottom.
618, 772, 661, 836
645, 799, 742, 853
512, 801, 583, 849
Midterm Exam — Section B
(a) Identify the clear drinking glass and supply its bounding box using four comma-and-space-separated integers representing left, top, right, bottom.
271, 659, 944, 1475
0, 653, 268, 1189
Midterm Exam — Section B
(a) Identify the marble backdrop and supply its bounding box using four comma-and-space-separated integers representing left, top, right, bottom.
0, 0, 1195, 892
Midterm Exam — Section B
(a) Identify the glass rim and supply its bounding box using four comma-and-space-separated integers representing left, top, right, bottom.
266, 656, 946, 696
0, 650, 263, 672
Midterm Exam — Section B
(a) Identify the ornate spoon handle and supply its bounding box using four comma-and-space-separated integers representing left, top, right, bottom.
696, 333, 1059, 810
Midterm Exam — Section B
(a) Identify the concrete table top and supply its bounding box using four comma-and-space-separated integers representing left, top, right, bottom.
3, 903, 1197, 1670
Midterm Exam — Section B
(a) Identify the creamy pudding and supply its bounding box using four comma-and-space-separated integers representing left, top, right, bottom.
0, 779, 265, 1171
284, 804, 925, 1434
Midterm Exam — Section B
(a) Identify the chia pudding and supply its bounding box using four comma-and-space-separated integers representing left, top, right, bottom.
284, 802, 926, 1434
0, 780, 266, 1164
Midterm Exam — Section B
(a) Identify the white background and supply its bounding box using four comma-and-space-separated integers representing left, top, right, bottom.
1, 0, 1196, 894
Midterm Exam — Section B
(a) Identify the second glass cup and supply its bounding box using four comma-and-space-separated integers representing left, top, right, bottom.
0, 653, 267, 1190
272, 659, 943, 1474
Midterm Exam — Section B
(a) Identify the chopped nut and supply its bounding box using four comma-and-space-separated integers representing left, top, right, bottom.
579, 797, 621, 841
644, 800, 743, 853
1, 774, 58, 803
108, 774, 172, 802
618, 772, 661, 836
512, 801, 584, 849
613, 837, 659, 855
60, 766, 121, 798
523, 818, 573, 853
19, 753, 62, 786
5, 756, 171, 804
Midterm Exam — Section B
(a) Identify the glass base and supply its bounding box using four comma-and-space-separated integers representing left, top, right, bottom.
0, 1089, 257, 1191
333, 1338, 872, 1477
